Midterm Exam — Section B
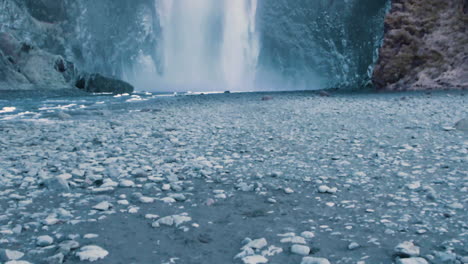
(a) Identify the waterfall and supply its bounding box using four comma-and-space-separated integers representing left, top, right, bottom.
155, 0, 259, 91
222, 0, 259, 90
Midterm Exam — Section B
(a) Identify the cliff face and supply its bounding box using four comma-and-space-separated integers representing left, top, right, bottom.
373, 0, 468, 91
0, 0, 143, 91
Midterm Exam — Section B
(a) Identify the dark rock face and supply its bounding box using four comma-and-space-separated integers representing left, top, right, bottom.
373, 0, 468, 90
75, 74, 134, 94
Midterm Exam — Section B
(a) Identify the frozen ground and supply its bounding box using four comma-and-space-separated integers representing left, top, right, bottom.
0, 90, 466, 264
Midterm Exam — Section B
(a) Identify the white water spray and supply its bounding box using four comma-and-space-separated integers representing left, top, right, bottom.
155, 0, 259, 91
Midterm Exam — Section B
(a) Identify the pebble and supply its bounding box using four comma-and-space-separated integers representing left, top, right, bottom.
300, 231, 315, 239
84, 234, 99, 239
92, 201, 112, 211
0, 249, 24, 261
291, 244, 311, 256
160, 197, 176, 203
139, 196, 155, 203
76, 245, 109, 262
170, 193, 187, 201
145, 214, 159, 219
153, 214, 192, 228
132, 168, 147, 178
396, 257, 429, 264
242, 255, 268, 264
318, 185, 337, 194
119, 180, 135, 188
154, 216, 174, 227
301, 257, 331, 264
284, 188, 294, 194
36, 235, 54, 246
348, 242, 360, 250
242, 238, 268, 250
280, 236, 306, 244
45, 253, 64, 264
394, 241, 420, 257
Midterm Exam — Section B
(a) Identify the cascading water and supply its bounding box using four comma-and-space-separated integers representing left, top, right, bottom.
154, 0, 259, 91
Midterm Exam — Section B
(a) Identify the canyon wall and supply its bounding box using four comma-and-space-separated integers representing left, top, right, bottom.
373, 0, 468, 90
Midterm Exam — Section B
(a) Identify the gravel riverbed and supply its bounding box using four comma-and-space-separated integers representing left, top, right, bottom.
0, 90, 466, 264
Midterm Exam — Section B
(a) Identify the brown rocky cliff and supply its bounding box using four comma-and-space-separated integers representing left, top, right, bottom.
373, 0, 468, 90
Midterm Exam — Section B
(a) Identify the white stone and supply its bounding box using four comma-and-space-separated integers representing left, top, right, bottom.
300, 231, 315, 239
261, 246, 283, 257
1, 249, 24, 260
119, 180, 135, 188
36, 235, 54, 246
157, 216, 174, 226
301, 257, 331, 264
394, 241, 420, 257
318, 185, 337, 194
215, 193, 227, 199
284, 188, 294, 194
242, 238, 268, 250
92, 201, 111, 211
117, 200, 129, 205
145, 214, 159, 219
348, 242, 360, 250
234, 248, 255, 259
353, 171, 366, 177
173, 215, 192, 227
127, 206, 139, 213
139, 197, 154, 203
160, 197, 176, 203
291, 244, 310, 256
84, 234, 99, 239
396, 257, 429, 264
406, 181, 421, 190
76, 245, 109, 262
280, 236, 306, 244
242, 255, 268, 264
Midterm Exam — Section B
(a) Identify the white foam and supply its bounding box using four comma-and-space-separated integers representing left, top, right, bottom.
38, 104, 77, 111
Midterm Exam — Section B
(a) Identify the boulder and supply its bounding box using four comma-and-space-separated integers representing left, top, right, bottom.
75, 73, 134, 94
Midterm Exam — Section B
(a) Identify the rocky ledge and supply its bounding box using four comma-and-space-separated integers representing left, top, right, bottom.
373, 0, 468, 91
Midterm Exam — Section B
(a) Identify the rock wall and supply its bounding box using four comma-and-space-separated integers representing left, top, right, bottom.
0, 0, 146, 92
373, 0, 468, 90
